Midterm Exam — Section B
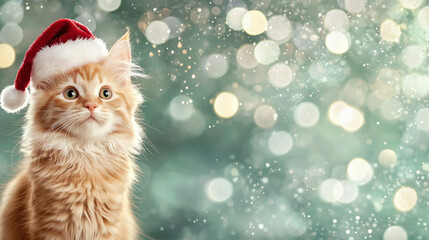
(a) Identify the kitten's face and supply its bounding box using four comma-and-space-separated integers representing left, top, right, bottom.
28, 33, 142, 142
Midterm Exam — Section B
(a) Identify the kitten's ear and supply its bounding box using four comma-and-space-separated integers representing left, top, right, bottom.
103, 31, 131, 86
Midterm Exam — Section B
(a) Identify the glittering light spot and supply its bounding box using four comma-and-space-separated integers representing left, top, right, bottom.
344, 0, 366, 13
203, 54, 228, 78
0, 23, 23, 46
402, 73, 429, 99
97, 0, 121, 12
213, 92, 239, 119
0, 2, 24, 24
326, 31, 351, 54
145, 20, 170, 45
418, 6, 429, 30
236, 44, 258, 69
324, 9, 349, 31
347, 158, 373, 185
338, 180, 359, 204
254, 40, 280, 65
380, 19, 401, 43
401, 45, 424, 68
0, 43, 15, 69
268, 63, 294, 88
266, 15, 292, 43
294, 102, 320, 128
226, 7, 247, 30
319, 179, 344, 203
169, 95, 194, 121
242, 10, 267, 35
254, 105, 278, 129
401, 0, 423, 9
378, 149, 397, 168
415, 108, 429, 131
205, 178, 233, 202
393, 187, 418, 212
383, 226, 408, 240
268, 131, 293, 156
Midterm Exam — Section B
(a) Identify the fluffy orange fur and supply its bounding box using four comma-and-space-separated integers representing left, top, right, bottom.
0, 32, 144, 240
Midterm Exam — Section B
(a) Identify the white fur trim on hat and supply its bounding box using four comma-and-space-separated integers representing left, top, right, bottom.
0, 85, 29, 113
32, 38, 108, 83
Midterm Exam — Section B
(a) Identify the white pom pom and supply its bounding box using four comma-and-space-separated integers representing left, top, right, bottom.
0, 85, 29, 113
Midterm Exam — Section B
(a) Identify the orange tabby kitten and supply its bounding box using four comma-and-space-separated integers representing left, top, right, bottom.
0, 32, 143, 239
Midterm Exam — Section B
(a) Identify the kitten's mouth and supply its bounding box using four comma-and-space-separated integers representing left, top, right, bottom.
85, 115, 100, 123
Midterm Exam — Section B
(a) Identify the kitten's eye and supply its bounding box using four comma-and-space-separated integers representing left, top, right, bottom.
63, 87, 79, 100
99, 87, 112, 100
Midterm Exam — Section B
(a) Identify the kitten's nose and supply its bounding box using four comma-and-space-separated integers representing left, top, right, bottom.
84, 103, 98, 112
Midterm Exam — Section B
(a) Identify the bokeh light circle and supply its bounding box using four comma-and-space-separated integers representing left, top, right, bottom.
344, 0, 366, 13
213, 92, 239, 119
236, 44, 258, 69
0, 2, 24, 24
0, 23, 23, 46
242, 10, 267, 35
380, 19, 401, 43
347, 158, 373, 185
266, 15, 292, 43
402, 73, 429, 99
338, 180, 359, 204
268, 131, 293, 156
205, 178, 233, 202
226, 7, 247, 31
378, 149, 397, 168
97, 0, 121, 12
203, 54, 229, 78
400, 0, 423, 9
254, 40, 280, 65
254, 105, 278, 129
319, 178, 344, 203
145, 20, 170, 45
418, 6, 429, 30
326, 31, 351, 54
169, 95, 194, 121
293, 102, 320, 128
324, 9, 349, 31
394, 186, 418, 212
268, 63, 294, 88
415, 108, 429, 131
401, 45, 424, 68
0, 44, 15, 69
383, 226, 408, 240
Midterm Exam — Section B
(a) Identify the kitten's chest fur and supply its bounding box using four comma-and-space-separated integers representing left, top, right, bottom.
28, 146, 135, 239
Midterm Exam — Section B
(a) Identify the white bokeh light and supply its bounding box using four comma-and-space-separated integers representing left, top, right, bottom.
324, 9, 349, 31
145, 20, 171, 45
266, 15, 292, 43
402, 73, 429, 99
254, 40, 280, 65
268, 63, 294, 88
394, 186, 418, 212
268, 131, 293, 156
0, 23, 23, 46
344, 0, 366, 13
226, 7, 247, 31
319, 179, 344, 203
213, 92, 239, 119
293, 102, 320, 128
401, 45, 425, 68
169, 95, 194, 121
347, 158, 373, 185
203, 54, 229, 78
205, 178, 233, 202
378, 149, 397, 168
242, 10, 267, 35
400, 0, 423, 9
236, 44, 258, 69
415, 108, 429, 131
418, 6, 429, 30
326, 31, 351, 54
97, 0, 121, 12
254, 105, 278, 129
383, 226, 408, 240
338, 180, 359, 204
380, 19, 401, 43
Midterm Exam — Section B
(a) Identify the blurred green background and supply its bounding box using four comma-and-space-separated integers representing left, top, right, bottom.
1, 0, 429, 239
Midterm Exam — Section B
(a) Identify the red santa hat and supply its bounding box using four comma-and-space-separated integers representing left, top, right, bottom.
0, 18, 108, 113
